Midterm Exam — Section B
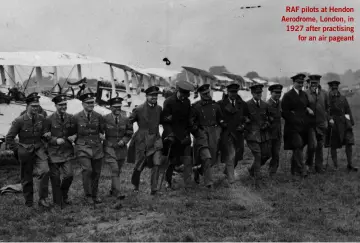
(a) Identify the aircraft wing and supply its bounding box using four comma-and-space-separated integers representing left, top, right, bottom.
0, 51, 105, 66
142, 68, 181, 79
243, 77, 254, 83
182, 66, 216, 80
105, 62, 149, 77
214, 75, 234, 82
252, 77, 268, 84
222, 72, 245, 82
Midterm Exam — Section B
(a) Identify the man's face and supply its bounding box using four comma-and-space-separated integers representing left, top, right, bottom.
310, 81, 318, 92
271, 90, 282, 100
110, 105, 122, 116
177, 90, 190, 101
228, 90, 238, 100
252, 90, 262, 100
82, 99, 95, 112
330, 84, 339, 93
146, 94, 158, 104
200, 89, 212, 100
56, 102, 67, 114
28, 103, 39, 115
293, 79, 304, 90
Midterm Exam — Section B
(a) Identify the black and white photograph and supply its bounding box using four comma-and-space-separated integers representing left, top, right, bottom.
0, 0, 359, 241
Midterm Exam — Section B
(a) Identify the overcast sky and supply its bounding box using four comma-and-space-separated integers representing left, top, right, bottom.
0, 0, 358, 81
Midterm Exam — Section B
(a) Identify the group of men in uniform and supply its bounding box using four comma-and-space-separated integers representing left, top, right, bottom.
4, 72, 357, 208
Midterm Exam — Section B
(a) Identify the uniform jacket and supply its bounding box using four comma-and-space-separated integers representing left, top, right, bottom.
266, 98, 282, 140
103, 113, 133, 161
127, 102, 163, 164
325, 91, 355, 148
5, 113, 48, 160
73, 110, 105, 160
161, 94, 192, 141
217, 95, 247, 152
305, 88, 329, 128
43, 112, 77, 163
190, 99, 223, 165
281, 88, 310, 150
244, 99, 272, 143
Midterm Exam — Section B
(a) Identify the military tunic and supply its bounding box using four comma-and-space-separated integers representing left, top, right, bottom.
325, 91, 355, 168
304, 88, 329, 171
217, 95, 247, 182
103, 112, 133, 196
127, 102, 163, 192
5, 113, 50, 206
266, 98, 282, 174
73, 110, 105, 198
244, 99, 272, 176
43, 112, 77, 205
281, 88, 310, 175
190, 99, 223, 186
161, 93, 193, 187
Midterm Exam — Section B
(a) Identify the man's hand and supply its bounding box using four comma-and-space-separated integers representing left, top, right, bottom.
118, 140, 125, 147
164, 135, 175, 145
56, 138, 65, 145
245, 117, 251, 123
164, 115, 172, 122
43, 132, 51, 139
68, 135, 77, 143
236, 125, 244, 132
307, 107, 314, 116
99, 133, 106, 141
181, 135, 191, 145
329, 119, 334, 126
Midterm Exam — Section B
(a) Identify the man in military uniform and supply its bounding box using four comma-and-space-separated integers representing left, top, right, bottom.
161, 80, 194, 190
43, 94, 77, 206
217, 83, 247, 184
5, 93, 50, 208
189, 84, 225, 188
265, 84, 283, 176
127, 86, 163, 195
281, 73, 313, 177
73, 91, 105, 204
19, 92, 48, 117
103, 97, 133, 208
325, 80, 358, 172
305, 75, 329, 174
244, 84, 272, 183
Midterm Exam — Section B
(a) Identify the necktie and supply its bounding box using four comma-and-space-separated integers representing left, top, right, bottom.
87, 113, 91, 122
60, 114, 64, 122
232, 100, 235, 107
32, 116, 35, 125
115, 117, 118, 125
257, 100, 260, 108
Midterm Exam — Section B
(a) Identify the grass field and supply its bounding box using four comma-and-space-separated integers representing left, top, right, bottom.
1, 95, 360, 241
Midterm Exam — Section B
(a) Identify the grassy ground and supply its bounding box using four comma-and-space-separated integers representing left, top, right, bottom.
1, 98, 360, 241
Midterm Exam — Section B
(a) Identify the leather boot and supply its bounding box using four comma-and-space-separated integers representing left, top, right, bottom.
182, 156, 193, 188
203, 158, 213, 187
346, 145, 358, 172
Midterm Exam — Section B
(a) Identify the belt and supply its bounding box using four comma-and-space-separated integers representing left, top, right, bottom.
200, 124, 218, 127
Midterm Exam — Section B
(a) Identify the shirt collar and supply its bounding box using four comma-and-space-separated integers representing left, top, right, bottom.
271, 98, 278, 103
293, 88, 299, 94
83, 110, 92, 117
253, 98, 260, 104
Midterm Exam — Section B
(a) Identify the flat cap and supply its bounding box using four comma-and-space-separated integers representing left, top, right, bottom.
144, 86, 161, 95
250, 83, 264, 92
328, 80, 341, 86
227, 83, 240, 92
197, 84, 210, 93
109, 97, 123, 107
79, 92, 95, 102
268, 84, 283, 92
290, 73, 306, 81
52, 94, 67, 105
176, 80, 195, 92
308, 74, 322, 82
25, 92, 40, 104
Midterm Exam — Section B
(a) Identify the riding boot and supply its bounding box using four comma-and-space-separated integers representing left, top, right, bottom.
346, 145, 358, 172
